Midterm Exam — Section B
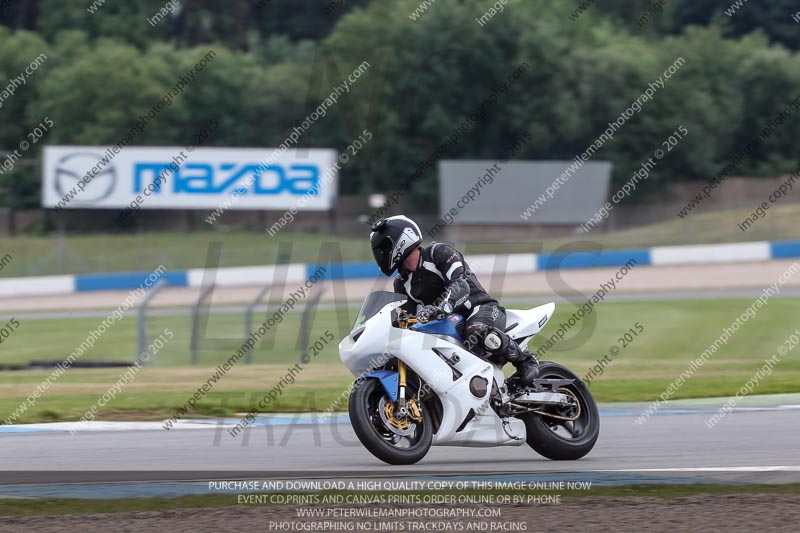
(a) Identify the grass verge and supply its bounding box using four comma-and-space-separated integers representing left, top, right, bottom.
2, 297, 799, 422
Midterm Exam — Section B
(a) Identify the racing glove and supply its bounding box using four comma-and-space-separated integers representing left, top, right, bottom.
416, 305, 447, 323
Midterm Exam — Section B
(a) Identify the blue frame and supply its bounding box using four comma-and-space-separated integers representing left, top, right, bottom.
363, 370, 400, 402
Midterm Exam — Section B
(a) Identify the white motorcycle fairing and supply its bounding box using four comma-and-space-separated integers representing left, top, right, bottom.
339, 295, 556, 448
505, 302, 556, 350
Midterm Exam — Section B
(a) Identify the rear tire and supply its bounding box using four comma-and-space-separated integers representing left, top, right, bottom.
520, 362, 599, 460
349, 378, 433, 465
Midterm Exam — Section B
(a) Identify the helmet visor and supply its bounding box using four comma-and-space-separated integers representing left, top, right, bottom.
371, 236, 397, 276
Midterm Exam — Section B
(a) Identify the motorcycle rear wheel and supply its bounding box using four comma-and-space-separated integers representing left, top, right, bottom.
520, 362, 599, 460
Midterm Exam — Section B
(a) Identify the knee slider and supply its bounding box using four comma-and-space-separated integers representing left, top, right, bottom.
484, 331, 503, 351
482, 326, 509, 354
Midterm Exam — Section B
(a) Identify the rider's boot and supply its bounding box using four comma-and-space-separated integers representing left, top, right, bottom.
507, 342, 540, 386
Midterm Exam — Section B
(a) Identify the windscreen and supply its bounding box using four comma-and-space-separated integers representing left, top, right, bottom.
351, 291, 407, 331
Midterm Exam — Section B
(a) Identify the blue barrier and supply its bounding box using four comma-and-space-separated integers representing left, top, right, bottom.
75, 271, 188, 292
15, 240, 800, 295
305, 261, 380, 281
537, 249, 651, 270
770, 240, 800, 260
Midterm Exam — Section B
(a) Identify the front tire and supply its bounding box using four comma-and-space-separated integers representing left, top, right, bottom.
349, 378, 433, 465
520, 362, 599, 460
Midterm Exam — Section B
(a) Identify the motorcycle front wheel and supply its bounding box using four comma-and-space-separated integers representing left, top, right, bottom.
349, 378, 433, 465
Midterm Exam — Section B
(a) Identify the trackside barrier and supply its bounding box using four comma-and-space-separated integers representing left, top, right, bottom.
2, 240, 800, 297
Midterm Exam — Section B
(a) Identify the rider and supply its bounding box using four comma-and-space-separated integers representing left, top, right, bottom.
369, 215, 540, 385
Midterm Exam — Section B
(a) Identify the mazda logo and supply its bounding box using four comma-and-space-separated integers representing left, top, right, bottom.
54, 152, 117, 203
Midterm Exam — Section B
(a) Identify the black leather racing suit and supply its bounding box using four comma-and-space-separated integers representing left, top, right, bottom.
393, 242, 506, 353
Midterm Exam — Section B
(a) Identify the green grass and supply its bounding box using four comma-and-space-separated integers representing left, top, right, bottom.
0, 307, 348, 367
0, 494, 240, 517
3, 202, 800, 276
2, 297, 799, 422
539, 201, 800, 253
2, 484, 799, 516
0, 231, 371, 277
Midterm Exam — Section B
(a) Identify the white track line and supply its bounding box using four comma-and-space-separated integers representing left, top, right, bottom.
0, 421, 215, 432
601, 466, 800, 472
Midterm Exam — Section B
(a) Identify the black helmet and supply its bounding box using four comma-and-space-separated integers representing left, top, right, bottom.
369, 215, 423, 276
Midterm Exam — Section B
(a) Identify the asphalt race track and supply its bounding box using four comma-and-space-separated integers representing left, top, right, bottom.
1, 402, 798, 496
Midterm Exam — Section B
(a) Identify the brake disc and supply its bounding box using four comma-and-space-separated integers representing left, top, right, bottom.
378, 396, 417, 436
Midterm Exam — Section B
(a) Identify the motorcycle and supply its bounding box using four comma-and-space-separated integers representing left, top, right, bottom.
339, 291, 599, 465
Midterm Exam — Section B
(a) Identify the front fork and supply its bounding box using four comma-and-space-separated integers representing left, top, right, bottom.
394, 360, 423, 422
396, 360, 408, 418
